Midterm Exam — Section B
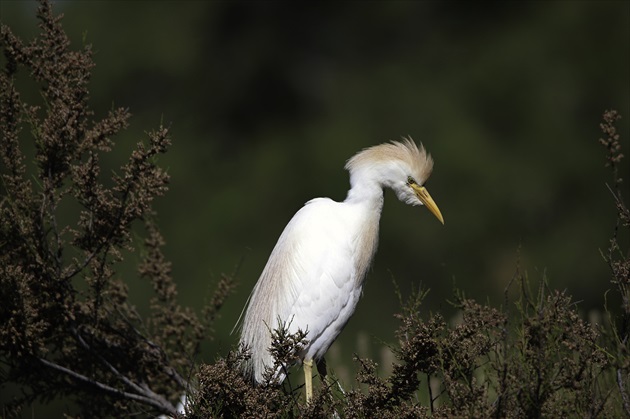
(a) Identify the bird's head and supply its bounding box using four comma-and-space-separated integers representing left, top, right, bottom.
345, 138, 444, 224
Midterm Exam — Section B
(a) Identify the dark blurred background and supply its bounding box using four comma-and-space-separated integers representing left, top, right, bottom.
2, 0, 629, 398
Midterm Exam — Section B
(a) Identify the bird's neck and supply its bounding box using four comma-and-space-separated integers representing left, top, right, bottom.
343, 179, 383, 289
344, 180, 384, 213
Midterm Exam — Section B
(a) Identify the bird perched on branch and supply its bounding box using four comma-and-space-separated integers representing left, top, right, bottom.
237, 138, 443, 402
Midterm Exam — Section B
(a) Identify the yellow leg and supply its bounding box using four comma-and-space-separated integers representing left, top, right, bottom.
304, 359, 313, 403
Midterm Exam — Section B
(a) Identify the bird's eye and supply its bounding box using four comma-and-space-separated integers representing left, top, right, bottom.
407, 176, 417, 185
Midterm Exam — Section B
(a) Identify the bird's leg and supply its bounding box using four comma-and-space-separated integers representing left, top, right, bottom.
316, 357, 327, 381
304, 359, 314, 403
316, 357, 332, 394
317, 357, 346, 397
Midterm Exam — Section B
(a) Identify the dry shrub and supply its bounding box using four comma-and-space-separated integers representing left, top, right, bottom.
1, 1, 235, 416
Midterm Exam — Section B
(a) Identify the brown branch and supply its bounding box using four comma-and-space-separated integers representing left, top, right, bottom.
38, 357, 177, 416
617, 367, 630, 418
70, 327, 177, 414
62, 194, 128, 281
113, 305, 189, 389
427, 373, 435, 415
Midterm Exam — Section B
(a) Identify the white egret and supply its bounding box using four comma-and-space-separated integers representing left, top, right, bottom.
237, 138, 443, 402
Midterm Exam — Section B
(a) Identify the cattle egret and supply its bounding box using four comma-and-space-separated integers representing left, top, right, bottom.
237, 139, 443, 402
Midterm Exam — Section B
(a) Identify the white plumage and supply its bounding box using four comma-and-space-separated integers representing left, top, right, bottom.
237, 139, 443, 401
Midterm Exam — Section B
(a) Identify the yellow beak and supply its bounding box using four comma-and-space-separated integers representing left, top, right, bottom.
411, 184, 444, 225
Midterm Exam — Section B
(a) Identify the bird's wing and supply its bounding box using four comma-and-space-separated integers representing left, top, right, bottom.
268, 198, 360, 354
239, 197, 361, 379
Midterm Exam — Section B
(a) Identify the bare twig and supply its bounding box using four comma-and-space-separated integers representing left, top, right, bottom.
62, 188, 130, 281
114, 305, 189, 389
617, 368, 630, 417
427, 373, 435, 414
39, 357, 177, 415
70, 327, 163, 401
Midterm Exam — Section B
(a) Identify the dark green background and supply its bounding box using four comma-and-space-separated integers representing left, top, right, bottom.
2, 0, 629, 410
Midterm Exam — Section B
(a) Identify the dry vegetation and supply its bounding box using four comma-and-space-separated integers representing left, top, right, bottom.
0, 2, 235, 416
1, 1, 628, 417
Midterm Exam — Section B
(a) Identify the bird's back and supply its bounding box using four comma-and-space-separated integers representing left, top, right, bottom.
238, 197, 379, 383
